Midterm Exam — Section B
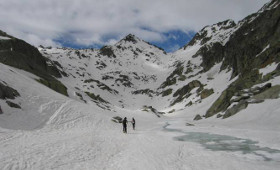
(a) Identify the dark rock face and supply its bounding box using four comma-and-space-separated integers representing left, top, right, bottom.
115, 75, 133, 87
36, 79, 68, 97
0, 82, 20, 99
0, 31, 68, 96
184, 20, 236, 49
85, 91, 109, 104
142, 105, 165, 117
223, 100, 248, 119
222, 2, 280, 79
192, 2, 280, 75
0, 34, 61, 78
111, 116, 123, 123
252, 85, 280, 100
132, 89, 156, 97
184, 19, 236, 48
161, 88, 173, 97
122, 34, 138, 44
205, 87, 234, 118
159, 63, 184, 89
99, 46, 116, 58
171, 80, 203, 106
84, 79, 118, 94
200, 88, 214, 99
195, 42, 225, 72
6, 101, 21, 109
222, 85, 280, 119
202, 1, 280, 118
194, 114, 202, 121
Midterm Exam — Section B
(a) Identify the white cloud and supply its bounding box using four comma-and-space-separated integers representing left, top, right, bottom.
0, 0, 270, 47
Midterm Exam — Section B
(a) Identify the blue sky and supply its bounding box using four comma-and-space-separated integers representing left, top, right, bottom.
54, 30, 196, 53
149, 30, 196, 52
0, 0, 270, 53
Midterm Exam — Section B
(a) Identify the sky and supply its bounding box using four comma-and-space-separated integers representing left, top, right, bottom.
0, 0, 270, 52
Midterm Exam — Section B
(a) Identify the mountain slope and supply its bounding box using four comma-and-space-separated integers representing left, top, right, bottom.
159, 0, 280, 119
38, 34, 170, 111
36, 0, 280, 121
0, 0, 279, 127
0, 31, 68, 96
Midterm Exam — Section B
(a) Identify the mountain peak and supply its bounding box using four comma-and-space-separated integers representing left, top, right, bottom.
259, 0, 280, 12
120, 34, 141, 44
116, 34, 167, 54
182, 19, 236, 49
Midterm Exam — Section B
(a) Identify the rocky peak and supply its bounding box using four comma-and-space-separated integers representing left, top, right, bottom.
259, 0, 280, 13
115, 34, 166, 55
0, 30, 13, 39
237, 0, 280, 27
121, 34, 140, 44
215, 20, 236, 30
114, 34, 143, 50
183, 19, 236, 49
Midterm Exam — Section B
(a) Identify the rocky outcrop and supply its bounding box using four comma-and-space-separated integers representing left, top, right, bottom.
223, 100, 248, 119
85, 91, 109, 104
132, 89, 156, 97
0, 32, 61, 78
222, 0, 280, 78
84, 79, 119, 94
111, 116, 123, 123
171, 80, 203, 106
0, 31, 68, 96
252, 85, 280, 100
6, 101, 21, 109
159, 63, 184, 89
200, 88, 214, 99
184, 20, 236, 48
121, 34, 138, 44
202, 0, 280, 118
161, 89, 173, 97
99, 46, 116, 58
194, 114, 202, 121
36, 79, 68, 97
0, 82, 20, 99
142, 105, 165, 117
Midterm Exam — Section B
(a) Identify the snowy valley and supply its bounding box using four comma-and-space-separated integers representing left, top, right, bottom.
1, 0, 280, 169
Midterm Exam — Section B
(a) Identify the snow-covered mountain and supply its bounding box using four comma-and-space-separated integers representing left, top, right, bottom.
38, 34, 170, 111
1, 0, 280, 124
36, 0, 280, 121
0, 0, 280, 169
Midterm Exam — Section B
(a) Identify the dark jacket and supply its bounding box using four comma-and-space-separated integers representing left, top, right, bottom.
122, 118, 127, 126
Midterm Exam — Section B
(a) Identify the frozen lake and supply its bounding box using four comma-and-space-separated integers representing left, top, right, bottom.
163, 122, 280, 162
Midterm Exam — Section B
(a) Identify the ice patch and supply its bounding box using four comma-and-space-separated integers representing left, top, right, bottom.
163, 123, 280, 162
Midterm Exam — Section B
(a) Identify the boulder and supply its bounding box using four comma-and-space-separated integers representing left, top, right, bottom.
200, 88, 214, 99
194, 114, 202, 121
0, 82, 20, 99
6, 101, 21, 109
223, 100, 248, 119
111, 116, 123, 123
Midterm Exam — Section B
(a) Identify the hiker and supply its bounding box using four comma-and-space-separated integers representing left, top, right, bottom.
0, 105, 2, 114
131, 117, 136, 130
122, 117, 128, 133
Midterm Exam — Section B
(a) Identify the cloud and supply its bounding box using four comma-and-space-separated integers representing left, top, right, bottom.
0, 0, 270, 48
